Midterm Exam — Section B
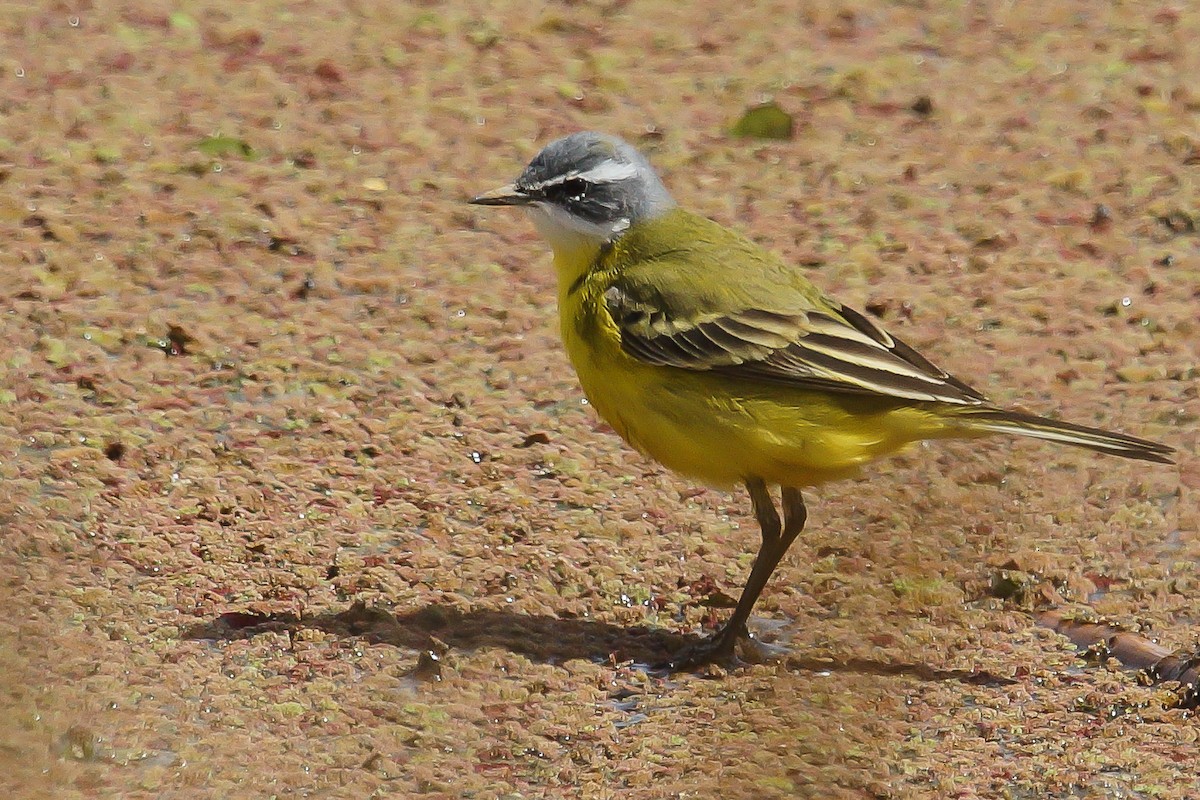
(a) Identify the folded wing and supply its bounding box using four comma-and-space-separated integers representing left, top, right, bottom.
605, 285, 989, 406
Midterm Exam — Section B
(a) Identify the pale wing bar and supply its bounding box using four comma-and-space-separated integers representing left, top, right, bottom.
607, 288, 988, 405
831, 304, 986, 402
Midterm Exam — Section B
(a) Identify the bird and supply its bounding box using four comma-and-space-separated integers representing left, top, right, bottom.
469, 131, 1175, 669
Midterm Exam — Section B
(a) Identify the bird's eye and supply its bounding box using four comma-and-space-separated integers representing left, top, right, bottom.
552, 177, 588, 202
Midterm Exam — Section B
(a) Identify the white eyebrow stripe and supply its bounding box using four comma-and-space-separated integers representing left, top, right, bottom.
531, 159, 640, 192
576, 159, 639, 184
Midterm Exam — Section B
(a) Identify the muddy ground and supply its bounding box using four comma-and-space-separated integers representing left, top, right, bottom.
2, 1, 1198, 797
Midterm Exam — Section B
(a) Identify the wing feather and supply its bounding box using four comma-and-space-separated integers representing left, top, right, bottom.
605, 285, 987, 405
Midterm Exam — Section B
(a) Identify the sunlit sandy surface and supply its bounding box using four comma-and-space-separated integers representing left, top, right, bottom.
2, 1, 1197, 797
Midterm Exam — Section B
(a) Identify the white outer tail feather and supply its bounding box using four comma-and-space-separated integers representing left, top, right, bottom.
958, 408, 1174, 464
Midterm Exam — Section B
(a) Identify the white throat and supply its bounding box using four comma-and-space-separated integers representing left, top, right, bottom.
524, 203, 627, 254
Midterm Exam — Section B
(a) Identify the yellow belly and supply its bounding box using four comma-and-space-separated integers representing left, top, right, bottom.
559, 293, 947, 489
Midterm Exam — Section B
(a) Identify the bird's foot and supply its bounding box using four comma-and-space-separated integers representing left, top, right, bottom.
661, 629, 741, 672
660, 623, 789, 673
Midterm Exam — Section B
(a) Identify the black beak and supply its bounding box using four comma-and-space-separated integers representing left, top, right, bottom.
468, 183, 531, 206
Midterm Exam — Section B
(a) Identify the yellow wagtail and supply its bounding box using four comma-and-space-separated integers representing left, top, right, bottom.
470, 132, 1174, 669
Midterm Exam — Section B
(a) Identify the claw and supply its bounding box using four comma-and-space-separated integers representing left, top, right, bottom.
659, 622, 788, 672
661, 633, 740, 672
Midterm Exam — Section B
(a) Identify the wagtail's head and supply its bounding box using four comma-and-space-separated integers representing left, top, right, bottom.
470, 132, 676, 250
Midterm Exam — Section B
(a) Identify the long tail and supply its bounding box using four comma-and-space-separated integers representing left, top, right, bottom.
955, 408, 1175, 464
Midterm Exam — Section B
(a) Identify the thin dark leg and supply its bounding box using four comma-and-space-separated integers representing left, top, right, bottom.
667, 481, 807, 669
780, 487, 807, 547
707, 479, 782, 650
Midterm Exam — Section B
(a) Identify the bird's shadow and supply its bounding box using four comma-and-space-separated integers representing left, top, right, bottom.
181, 602, 1014, 686
181, 601, 689, 666
177, 604, 686, 666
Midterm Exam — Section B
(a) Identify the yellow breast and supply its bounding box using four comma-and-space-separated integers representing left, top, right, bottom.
557, 274, 934, 489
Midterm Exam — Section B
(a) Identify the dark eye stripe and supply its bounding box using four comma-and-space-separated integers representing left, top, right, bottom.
543, 177, 588, 201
